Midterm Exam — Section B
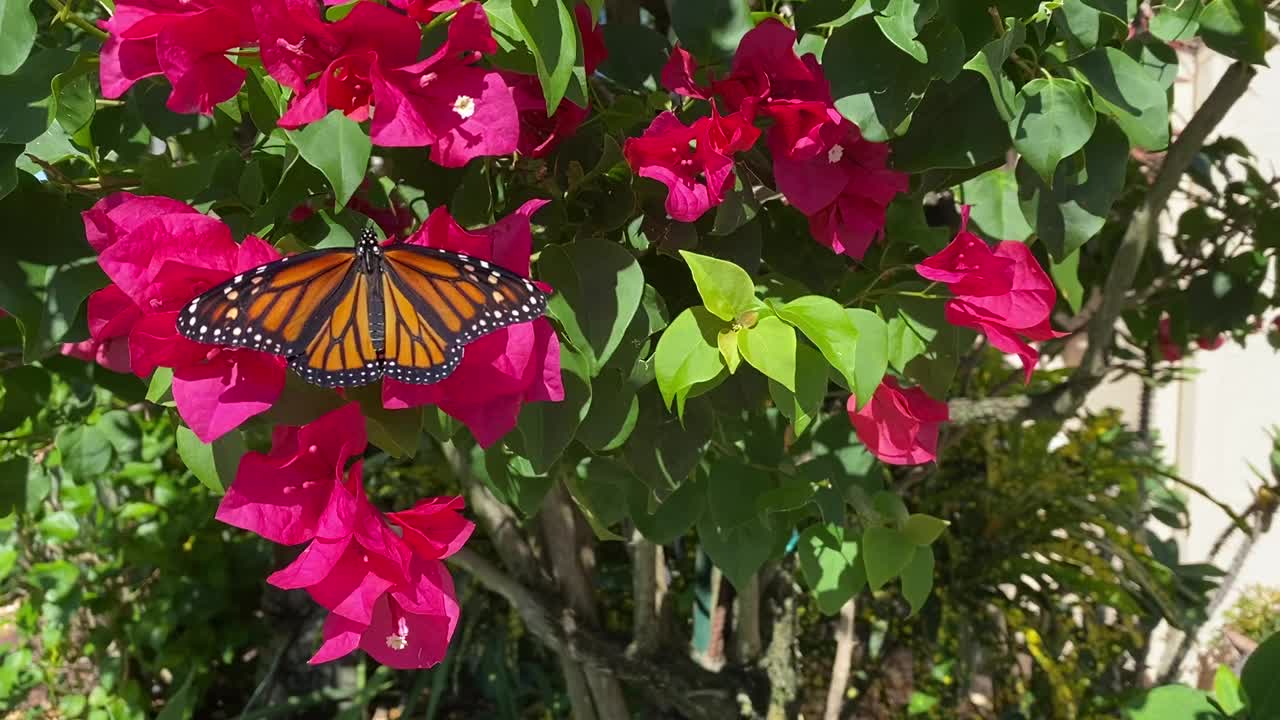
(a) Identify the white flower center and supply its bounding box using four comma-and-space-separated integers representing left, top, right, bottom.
452, 95, 476, 119
827, 144, 845, 163
385, 617, 410, 650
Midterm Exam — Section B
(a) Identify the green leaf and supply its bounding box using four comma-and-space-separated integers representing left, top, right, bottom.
97, 410, 142, 457
737, 315, 797, 391
348, 386, 421, 459
654, 307, 726, 415
1017, 116, 1128, 260
56, 425, 113, 478
963, 21, 1027, 122
245, 67, 286, 133
1241, 631, 1280, 719
1072, 47, 1170, 150
1212, 665, 1244, 716
479, 445, 553, 516
25, 260, 107, 362
886, 314, 927, 374
511, 0, 579, 113
1198, 0, 1268, 64
678, 250, 758, 322
889, 70, 1010, 172
1123, 685, 1225, 719
0, 366, 51, 434
873, 0, 937, 63
707, 459, 772, 530
1010, 77, 1096, 183
1150, 0, 1202, 42
824, 15, 938, 141
768, 343, 828, 435
0, 0, 37, 75
797, 523, 866, 614
449, 159, 492, 227
512, 345, 592, 473
599, 23, 668, 91
718, 327, 742, 373
847, 309, 889, 408
1050, 249, 1085, 313
0, 48, 76, 146
872, 490, 910, 526
862, 525, 916, 590
146, 367, 175, 405
628, 469, 706, 544
50, 60, 95, 135
571, 457, 634, 530
0, 457, 32, 517
155, 673, 196, 720
669, 0, 752, 61
577, 369, 640, 451
902, 513, 949, 545
697, 510, 774, 591
777, 295, 863, 394
1054, 0, 1128, 56
542, 239, 645, 374
0, 143, 21, 201
287, 110, 371, 210
36, 510, 80, 542
900, 545, 934, 615
175, 426, 246, 494
960, 167, 1033, 241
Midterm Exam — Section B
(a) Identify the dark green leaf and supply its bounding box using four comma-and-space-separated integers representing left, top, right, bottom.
0, 457, 30, 517
577, 369, 640, 451
0, 0, 37, 75
512, 345, 592, 473
0, 49, 75, 145
862, 525, 916, 590
1198, 0, 1268, 64
900, 545, 934, 615
625, 389, 712, 494
0, 143, 21, 200
628, 468, 706, 543
245, 67, 286, 133
0, 366, 51, 433
1016, 117, 1128, 260
962, 21, 1026, 122
348, 385, 421, 459
824, 16, 937, 140
56, 425, 113, 478
287, 110, 371, 210
542, 239, 645, 374
25, 260, 107, 362
697, 510, 774, 591
1010, 77, 1096, 183
1050, 249, 1084, 313
511, 0, 579, 113
97, 410, 142, 457
890, 70, 1010, 172
1054, 0, 1128, 56
1149, 0, 1202, 42
1241, 631, 1280, 718
902, 513, 949, 545
707, 459, 773, 530
1072, 47, 1170, 150
670, 0, 753, 62
797, 523, 866, 614
571, 457, 634, 529
599, 24, 668, 90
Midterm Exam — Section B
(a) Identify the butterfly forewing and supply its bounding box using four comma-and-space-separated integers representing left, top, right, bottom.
176, 250, 355, 357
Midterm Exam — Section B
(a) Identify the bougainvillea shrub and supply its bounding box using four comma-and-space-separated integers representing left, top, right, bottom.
3, 0, 1279, 717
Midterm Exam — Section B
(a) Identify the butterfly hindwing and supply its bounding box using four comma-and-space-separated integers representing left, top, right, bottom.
176, 249, 356, 357
288, 266, 388, 389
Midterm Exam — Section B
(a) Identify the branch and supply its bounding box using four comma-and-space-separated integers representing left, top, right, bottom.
947, 61, 1256, 426
447, 547, 741, 720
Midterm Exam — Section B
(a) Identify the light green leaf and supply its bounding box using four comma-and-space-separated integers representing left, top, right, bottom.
900, 545, 934, 615
1010, 77, 1097, 183
1199, 0, 1268, 64
1072, 47, 1170, 150
847, 309, 888, 409
679, 250, 758, 322
654, 307, 726, 415
718, 328, 742, 373
863, 525, 916, 590
1050, 249, 1085, 313
1123, 685, 1225, 719
873, 0, 937, 63
1150, 0, 1202, 42
175, 426, 246, 495
797, 523, 866, 614
961, 167, 1033, 241
738, 315, 796, 392
36, 510, 79, 542
1212, 665, 1244, 715
287, 110, 371, 210
511, 0, 579, 113
902, 513, 950, 545
777, 295, 862, 394
146, 367, 175, 405
768, 343, 828, 435
0, 0, 37, 75
542, 239, 645, 373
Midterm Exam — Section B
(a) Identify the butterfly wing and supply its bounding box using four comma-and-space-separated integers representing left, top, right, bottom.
380, 245, 549, 385
176, 249, 356, 357
288, 266, 385, 388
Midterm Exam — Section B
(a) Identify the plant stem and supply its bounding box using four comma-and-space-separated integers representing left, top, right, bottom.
44, 0, 108, 39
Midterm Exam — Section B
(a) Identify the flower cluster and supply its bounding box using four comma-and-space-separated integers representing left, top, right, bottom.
79, 192, 287, 442
216, 404, 472, 667
100, 0, 603, 164
916, 208, 1066, 383
847, 377, 949, 466
636, 20, 909, 259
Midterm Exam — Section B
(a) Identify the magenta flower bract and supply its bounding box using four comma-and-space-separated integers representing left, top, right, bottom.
81, 192, 286, 442
100, 0, 254, 114
848, 376, 949, 466
916, 208, 1067, 382
623, 109, 759, 222
381, 200, 564, 447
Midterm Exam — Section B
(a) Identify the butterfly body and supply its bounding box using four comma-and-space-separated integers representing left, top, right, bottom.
177, 229, 549, 389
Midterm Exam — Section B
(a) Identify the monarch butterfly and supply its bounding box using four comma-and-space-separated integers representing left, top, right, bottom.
176, 228, 549, 388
